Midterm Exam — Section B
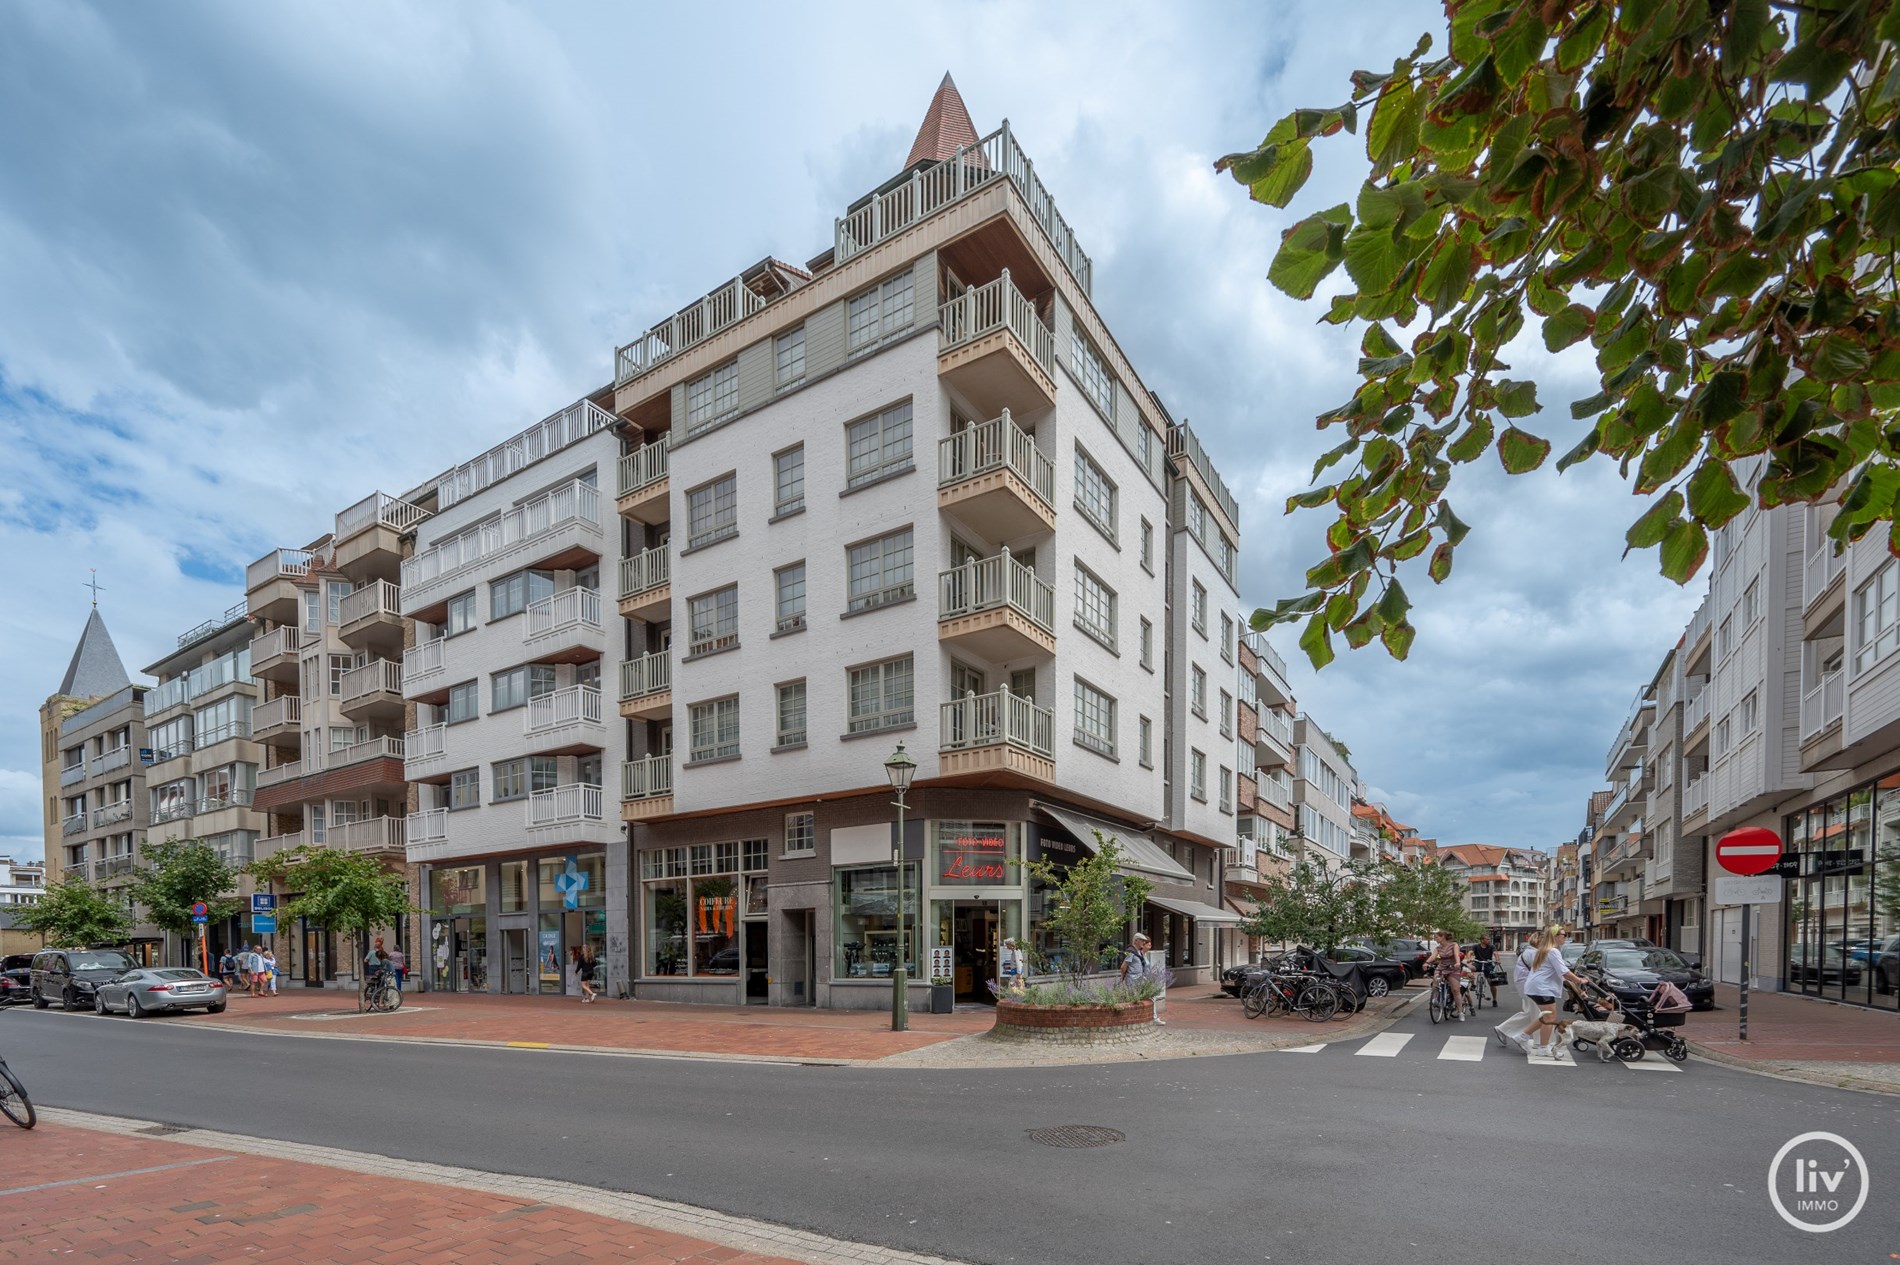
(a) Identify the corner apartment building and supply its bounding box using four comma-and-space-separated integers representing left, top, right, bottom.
248, 490, 425, 985
1292, 715, 1355, 868
600, 77, 1243, 1009
1438, 845, 1548, 949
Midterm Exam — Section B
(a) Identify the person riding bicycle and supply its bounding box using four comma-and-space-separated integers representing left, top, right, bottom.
1470, 935, 1499, 1005
1425, 930, 1465, 1019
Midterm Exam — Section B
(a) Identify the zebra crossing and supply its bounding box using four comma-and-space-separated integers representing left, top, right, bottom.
1276, 1029, 1683, 1070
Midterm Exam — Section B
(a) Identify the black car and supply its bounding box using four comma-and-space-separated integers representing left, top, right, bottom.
1579, 946, 1715, 1011
30, 948, 138, 1011
0, 966, 31, 1006
1322, 946, 1409, 996
1353, 938, 1431, 979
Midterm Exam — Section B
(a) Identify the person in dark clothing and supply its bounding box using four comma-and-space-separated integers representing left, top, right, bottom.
1471, 935, 1499, 1005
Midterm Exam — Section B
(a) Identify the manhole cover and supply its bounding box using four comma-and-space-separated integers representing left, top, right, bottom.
1028, 1125, 1125, 1149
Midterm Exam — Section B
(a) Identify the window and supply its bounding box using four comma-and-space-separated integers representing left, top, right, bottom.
784, 811, 816, 856
1073, 563, 1117, 650
1073, 447, 1117, 541
846, 402, 915, 490
1743, 578, 1760, 626
848, 656, 914, 734
1220, 689, 1233, 738
776, 681, 807, 747
848, 529, 914, 611
833, 864, 917, 978
1192, 581, 1208, 635
847, 271, 914, 356
1140, 518, 1154, 573
329, 654, 351, 697
491, 569, 555, 620
775, 563, 807, 633
449, 769, 480, 810
1139, 716, 1153, 768
445, 591, 477, 636
689, 696, 741, 763
775, 326, 805, 389
1140, 617, 1153, 670
1074, 678, 1117, 757
1191, 750, 1208, 802
447, 681, 479, 724
1715, 717, 1732, 756
686, 361, 740, 434
330, 726, 360, 753
1739, 689, 1760, 734
1188, 495, 1207, 543
773, 445, 805, 517
327, 579, 351, 626
1717, 614, 1733, 656
492, 664, 556, 712
1070, 326, 1113, 416
1138, 424, 1154, 470
1221, 613, 1234, 662
1191, 665, 1207, 718
687, 473, 738, 549
1220, 766, 1233, 814
493, 756, 558, 803
1855, 563, 1899, 672
1218, 536, 1236, 582
688, 585, 739, 656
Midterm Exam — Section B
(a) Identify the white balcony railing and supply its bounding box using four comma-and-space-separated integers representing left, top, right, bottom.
250, 624, 298, 667
257, 759, 305, 789
246, 547, 314, 591
937, 270, 1055, 375
1683, 683, 1710, 735
620, 546, 670, 600
526, 685, 603, 737
1800, 669, 1845, 739
334, 816, 406, 854
1244, 630, 1290, 686
1261, 774, 1293, 810
615, 277, 768, 385
91, 800, 133, 829
621, 755, 673, 801
617, 434, 671, 497
936, 408, 1055, 506
406, 808, 450, 845
528, 782, 605, 828
403, 478, 601, 592
340, 579, 402, 630
405, 723, 448, 764
258, 830, 305, 861
525, 587, 603, 644
1805, 540, 1846, 610
335, 490, 430, 541
94, 746, 131, 776
1681, 775, 1710, 820
938, 548, 1055, 632
432, 398, 615, 511
175, 601, 249, 650
939, 686, 1055, 758
620, 652, 670, 701
404, 636, 447, 685
1260, 706, 1295, 748
340, 658, 402, 703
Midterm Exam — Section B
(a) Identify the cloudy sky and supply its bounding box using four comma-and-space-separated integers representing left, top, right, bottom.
0, 2, 1703, 862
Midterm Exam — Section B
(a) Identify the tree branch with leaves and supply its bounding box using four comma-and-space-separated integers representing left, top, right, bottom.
12, 877, 131, 949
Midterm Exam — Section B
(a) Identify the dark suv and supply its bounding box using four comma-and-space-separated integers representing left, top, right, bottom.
30, 948, 138, 1011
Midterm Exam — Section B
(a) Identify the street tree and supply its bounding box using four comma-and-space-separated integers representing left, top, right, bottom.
1240, 859, 1386, 953
1220, 0, 1900, 665
1378, 859, 1483, 940
1023, 833, 1153, 978
249, 845, 414, 946
12, 876, 131, 948
126, 838, 243, 941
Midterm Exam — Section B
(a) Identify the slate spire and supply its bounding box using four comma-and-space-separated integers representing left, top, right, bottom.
57, 608, 132, 698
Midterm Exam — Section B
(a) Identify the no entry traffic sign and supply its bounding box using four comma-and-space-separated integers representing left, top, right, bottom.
1715, 826, 1783, 876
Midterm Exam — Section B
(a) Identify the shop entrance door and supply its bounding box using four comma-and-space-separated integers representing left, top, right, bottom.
301, 925, 328, 987
502, 928, 529, 994
743, 921, 768, 1003
953, 902, 1000, 1003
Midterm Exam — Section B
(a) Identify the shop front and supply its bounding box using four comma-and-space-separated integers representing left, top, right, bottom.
1784, 774, 1900, 1011
421, 849, 614, 996
638, 838, 770, 1003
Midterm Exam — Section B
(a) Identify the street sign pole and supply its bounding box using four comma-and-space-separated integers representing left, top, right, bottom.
1739, 901, 1749, 1042
1715, 827, 1784, 1044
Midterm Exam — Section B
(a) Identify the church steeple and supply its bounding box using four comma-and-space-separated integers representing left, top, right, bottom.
57, 607, 131, 699
905, 73, 981, 169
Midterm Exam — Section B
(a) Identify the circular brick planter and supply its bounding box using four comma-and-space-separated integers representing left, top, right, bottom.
991, 998, 1156, 1045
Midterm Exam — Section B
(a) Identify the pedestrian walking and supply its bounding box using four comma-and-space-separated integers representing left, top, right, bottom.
1514, 926, 1588, 1056
218, 950, 236, 989
246, 945, 265, 997
261, 948, 279, 995
1495, 929, 1543, 1048
578, 945, 599, 1004
1120, 932, 1165, 1024
388, 944, 406, 992
567, 946, 583, 996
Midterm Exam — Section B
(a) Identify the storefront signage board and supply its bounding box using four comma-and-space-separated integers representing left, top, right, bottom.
938, 832, 1007, 883
251, 914, 276, 935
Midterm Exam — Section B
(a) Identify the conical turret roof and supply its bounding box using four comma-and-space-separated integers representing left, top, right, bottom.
57, 608, 131, 699
905, 73, 981, 168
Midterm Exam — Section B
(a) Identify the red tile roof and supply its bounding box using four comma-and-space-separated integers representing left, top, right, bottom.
906, 73, 981, 168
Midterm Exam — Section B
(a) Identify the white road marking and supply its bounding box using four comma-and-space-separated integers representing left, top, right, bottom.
1438, 1036, 1487, 1062
1355, 1032, 1412, 1057
1525, 1046, 1576, 1066
1623, 1058, 1683, 1072
1280, 1043, 1328, 1053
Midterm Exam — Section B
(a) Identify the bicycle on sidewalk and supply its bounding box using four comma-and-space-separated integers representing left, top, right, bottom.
359, 966, 403, 1014
0, 1014, 35, 1129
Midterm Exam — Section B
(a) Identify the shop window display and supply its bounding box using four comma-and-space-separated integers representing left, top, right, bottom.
641, 842, 766, 977
1786, 775, 1900, 1011
836, 865, 917, 978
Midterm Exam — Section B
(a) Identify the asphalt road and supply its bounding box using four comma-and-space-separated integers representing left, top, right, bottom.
4, 997, 1896, 1265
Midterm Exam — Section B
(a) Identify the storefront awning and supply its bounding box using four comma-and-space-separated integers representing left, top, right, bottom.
1035, 804, 1196, 885
1148, 892, 1244, 926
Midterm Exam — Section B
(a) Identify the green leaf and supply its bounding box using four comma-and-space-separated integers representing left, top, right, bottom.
1268, 213, 1346, 300
1286, 486, 1336, 512
1375, 579, 1410, 627
1497, 426, 1551, 474
1494, 379, 1539, 419
1380, 618, 1417, 661
1543, 304, 1594, 352
1490, 11, 1548, 82
1637, 416, 1703, 494
1625, 490, 1684, 551
1556, 427, 1601, 472
1299, 611, 1337, 670
1428, 542, 1455, 583
1437, 503, 1470, 546
1813, 333, 1872, 381
1723, 0, 1770, 73
1361, 324, 1402, 359
1366, 77, 1422, 172
1419, 240, 1474, 316
1447, 414, 1495, 463
1704, 251, 1771, 299
1685, 460, 1752, 526
1658, 520, 1709, 583
1248, 138, 1315, 209
1555, 3, 1610, 72
1343, 223, 1408, 293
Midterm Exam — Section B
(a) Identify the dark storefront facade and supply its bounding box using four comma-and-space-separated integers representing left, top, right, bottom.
1783, 771, 1900, 1011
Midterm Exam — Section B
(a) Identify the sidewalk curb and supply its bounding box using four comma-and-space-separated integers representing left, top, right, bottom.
1682, 1040, 1900, 1097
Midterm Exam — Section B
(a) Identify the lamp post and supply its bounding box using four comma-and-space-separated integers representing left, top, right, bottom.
884, 741, 917, 1032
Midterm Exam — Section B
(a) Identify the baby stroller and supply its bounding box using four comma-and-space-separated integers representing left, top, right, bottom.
1569, 979, 1692, 1064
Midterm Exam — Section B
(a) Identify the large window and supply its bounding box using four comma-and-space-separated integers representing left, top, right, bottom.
1073, 563, 1116, 650
1191, 749, 1207, 802
447, 681, 479, 724
848, 656, 914, 734
1784, 778, 1900, 1013
1221, 613, 1234, 662
689, 696, 741, 763
687, 473, 739, 550
493, 756, 557, 802
688, 585, 739, 656
846, 401, 914, 488
446, 591, 477, 636
449, 768, 480, 810
775, 326, 805, 389
933, 821, 1016, 886
491, 664, 555, 712
1856, 563, 1899, 673
1074, 678, 1117, 758
1220, 689, 1233, 738
1073, 447, 1116, 542
1070, 327, 1114, 416
848, 529, 914, 611
847, 271, 914, 356
686, 361, 739, 435
835, 865, 916, 977
491, 569, 555, 620
773, 445, 805, 517
149, 715, 192, 762
775, 562, 807, 632
641, 841, 766, 976
776, 681, 807, 748
194, 696, 248, 746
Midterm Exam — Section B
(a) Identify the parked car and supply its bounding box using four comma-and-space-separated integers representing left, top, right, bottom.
93, 967, 228, 1017
1788, 944, 1864, 988
1322, 946, 1410, 997
1869, 936, 1900, 994
29, 948, 138, 1011
1579, 946, 1716, 1010
1589, 937, 1656, 949
1351, 938, 1431, 979
0, 966, 32, 1006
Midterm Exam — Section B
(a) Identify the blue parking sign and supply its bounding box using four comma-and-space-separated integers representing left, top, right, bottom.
251, 893, 277, 913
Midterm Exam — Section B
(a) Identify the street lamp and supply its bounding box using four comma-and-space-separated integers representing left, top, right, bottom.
884, 742, 917, 1032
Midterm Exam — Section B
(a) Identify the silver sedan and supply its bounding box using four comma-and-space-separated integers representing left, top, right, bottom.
94, 968, 228, 1017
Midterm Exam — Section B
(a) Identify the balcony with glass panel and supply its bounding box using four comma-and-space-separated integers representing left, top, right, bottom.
251, 695, 302, 749
619, 651, 672, 722
339, 658, 405, 723
937, 547, 1055, 660
522, 587, 605, 665
249, 624, 301, 684
620, 755, 674, 822
937, 270, 1056, 418
339, 579, 405, 657
936, 408, 1055, 540
616, 432, 671, 525
403, 478, 604, 621
938, 685, 1055, 784
618, 546, 671, 622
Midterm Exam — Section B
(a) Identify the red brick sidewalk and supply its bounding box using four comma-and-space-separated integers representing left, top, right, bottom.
2, 1122, 802, 1265
1689, 983, 1900, 1064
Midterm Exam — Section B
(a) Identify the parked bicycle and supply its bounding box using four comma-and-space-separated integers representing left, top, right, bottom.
359, 967, 402, 1014
0, 1019, 34, 1129
1240, 964, 1342, 1023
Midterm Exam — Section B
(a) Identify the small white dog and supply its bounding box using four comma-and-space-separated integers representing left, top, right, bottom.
1553, 1013, 1640, 1061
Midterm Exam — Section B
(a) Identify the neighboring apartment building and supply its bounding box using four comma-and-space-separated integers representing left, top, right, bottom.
1437, 844, 1548, 949
141, 603, 273, 962
0, 857, 45, 906
605, 76, 1243, 1008
1221, 628, 1297, 965
1292, 716, 1355, 868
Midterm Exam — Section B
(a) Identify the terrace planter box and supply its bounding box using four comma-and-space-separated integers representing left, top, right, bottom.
990, 997, 1155, 1044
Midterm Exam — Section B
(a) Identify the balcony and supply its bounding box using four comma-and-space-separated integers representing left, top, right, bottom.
90, 800, 133, 830
339, 580, 405, 656
246, 548, 314, 625
251, 695, 302, 748
253, 735, 406, 808
142, 675, 190, 719
937, 271, 1056, 418
1682, 683, 1711, 745
616, 434, 671, 525
192, 792, 253, 824
402, 637, 450, 704
406, 808, 450, 856
245, 624, 299, 685
151, 798, 193, 827
59, 760, 86, 787
257, 830, 305, 862
936, 409, 1056, 539
938, 548, 1056, 659
523, 587, 605, 664
616, 276, 768, 387
332, 491, 430, 583
99, 855, 135, 879
1259, 774, 1293, 811
94, 746, 131, 776
1804, 527, 1847, 638
339, 658, 405, 723
1800, 668, 1847, 769
402, 477, 604, 617
405, 722, 449, 779
60, 813, 86, 837
620, 755, 675, 821
618, 546, 671, 621
524, 685, 606, 756
938, 687, 1055, 783
527, 782, 614, 845
1256, 706, 1295, 766
619, 651, 672, 721
333, 815, 406, 857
